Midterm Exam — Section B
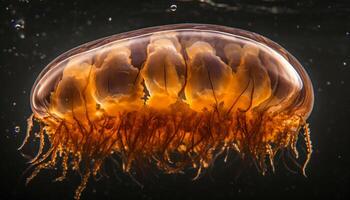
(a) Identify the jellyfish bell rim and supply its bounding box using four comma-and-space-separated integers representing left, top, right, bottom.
30, 23, 314, 118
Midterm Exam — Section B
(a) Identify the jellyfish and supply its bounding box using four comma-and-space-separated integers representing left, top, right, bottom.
19, 24, 314, 199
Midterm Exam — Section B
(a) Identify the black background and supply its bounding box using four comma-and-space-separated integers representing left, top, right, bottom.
0, 0, 349, 199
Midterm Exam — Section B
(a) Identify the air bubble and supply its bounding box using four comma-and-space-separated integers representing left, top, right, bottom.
14, 126, 20, 133
170, 4, 177, 12
14, 19, 25, 30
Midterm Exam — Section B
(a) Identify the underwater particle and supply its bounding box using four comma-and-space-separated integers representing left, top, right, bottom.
39, 54, 46, 60
19, 32, 26, 39
20, 24, 314, 199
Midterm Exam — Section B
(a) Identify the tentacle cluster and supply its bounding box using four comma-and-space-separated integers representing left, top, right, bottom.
20, 103, 311, 199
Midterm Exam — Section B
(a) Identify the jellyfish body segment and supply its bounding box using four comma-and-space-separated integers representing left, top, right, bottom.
24, 24, 314, 199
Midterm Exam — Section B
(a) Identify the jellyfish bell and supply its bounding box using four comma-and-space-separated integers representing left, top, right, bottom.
21, 24, 314, 200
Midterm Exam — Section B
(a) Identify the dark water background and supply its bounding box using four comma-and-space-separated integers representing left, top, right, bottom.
0, 0, 349, 199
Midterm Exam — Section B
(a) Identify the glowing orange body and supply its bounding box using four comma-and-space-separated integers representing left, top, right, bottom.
21, 24, 314, 199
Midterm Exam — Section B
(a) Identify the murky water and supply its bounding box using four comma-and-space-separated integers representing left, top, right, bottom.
0, 0, 349, 199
